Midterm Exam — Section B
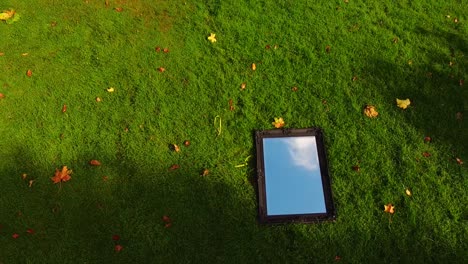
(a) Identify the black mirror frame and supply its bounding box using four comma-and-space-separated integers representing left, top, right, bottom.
255, 128, 336, 224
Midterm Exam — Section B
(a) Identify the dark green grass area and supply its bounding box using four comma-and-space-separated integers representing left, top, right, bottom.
0, 0, 467, 263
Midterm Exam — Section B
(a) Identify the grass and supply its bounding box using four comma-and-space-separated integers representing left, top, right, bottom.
0, 0, 467, 263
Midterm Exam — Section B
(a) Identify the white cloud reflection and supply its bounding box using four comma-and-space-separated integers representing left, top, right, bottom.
285, 136, 319, 171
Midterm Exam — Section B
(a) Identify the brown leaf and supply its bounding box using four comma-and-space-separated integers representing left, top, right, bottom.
265, 44, 271, 49
240, 83, 246, 90
201, 169, 209, 176
291, 86, 298, 92
183, 140, 190, 147
96, 97, 102, 102
158, 67, 165, 72
115, 7, 123, 12
422, 152, 431, 157
163, 48, 169, 53
229, 99, 234, 111
251, 63, 256, 71
169, 164, 179, 170
456, 158, 463, 165
424, 136, 431, 143
51, 21, 57, 27
26, 69, 32, 77
105, 0, 109, 7
460, 79, 464, 86
62, 104, 67, 113
155, 46, 161, 52
51, 166, 72, 184
0, 52, 4, 56
114, 245, 123, 252
162, 215, 171, 222
384, 203, 395, 214
352, 165, 360, 172
0, 93, 5, 99
21, 173, 27, 180
392, 37, 399, 44
456, 112, 463, 120
352, 76, 358, 81
325, 45, 331, 53
28, 180, 34, 188
89, 160, 102, 166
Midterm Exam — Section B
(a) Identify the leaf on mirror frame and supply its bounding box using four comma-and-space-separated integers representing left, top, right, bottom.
363, 105, 378, 118
396, 98, 411, 109
272, 117, 285, 128
384, 203, 395, 214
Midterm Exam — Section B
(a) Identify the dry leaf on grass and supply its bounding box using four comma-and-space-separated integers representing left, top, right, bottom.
396, 98, 411, 109
272, 117, 285, 128
363, 105, 378, 118
89, 160, 102, 166
384, 203, 395, 214
251, 63, 256, 71
207, 33, 216, 43
51, 166, 72, 184
26, 69, 32, 77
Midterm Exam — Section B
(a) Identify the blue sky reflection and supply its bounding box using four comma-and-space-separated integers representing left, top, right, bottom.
263, 136, 326, 215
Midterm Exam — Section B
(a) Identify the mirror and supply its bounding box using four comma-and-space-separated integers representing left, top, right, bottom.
255, 128, 335, 224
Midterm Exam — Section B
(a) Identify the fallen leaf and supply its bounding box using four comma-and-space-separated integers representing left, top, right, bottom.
51, 166, 72, 184
21, 53, 29, 56
460, 80, 464, 86
0, 52, 4, 56
0, 9, 15, 21
102, 176, 109, 181
62, 104, 67, 113
454, 18, 459, 23
112, 235, 120, 241
0, 93, 4, 99
21, 173, 27, 180
405, 189, 412, 196
229, 99, 234, 111
172, 144, 180, 152
158, 67, 165, 72
96, 97, 102, 102
456, 112, 462, 120
105, 0, 109, 7
424, 136, 431, 143
240, 83, 246, 90
169, 164, 179, 170
265, 45, 271, 49
207, 33, 217, 43
408, 60, 413, 65
164, 223, 172, 228
384, 203, 395, 214
449, 61, 455, 67
12, 233, 19, 239
291, 86, 298, 92
396, 98, 411, 109
352, 165, 360, 172
162, 215, 171, 222
28, 180, 34, 188
89, 160, 102, 166
26, 228, 35, 234
183, 140, 190, 147
115, 7, 123, 12
363, 105, 378, 118
392, 37, 398, 44
107, 87, 115, 92
325, 45, 331, 53
26, 69, 32, 77
422, 152, 431, 157
251, 63, 256, 71
274, 44, 279, 49
456, 158, 463, 165
352, 76, 358, 81
115, 245, 123, 252
201, 169, 209, 176
155, 46, 161, 52
163, 48, 169, 53
272, 117, 285, 128
51, 21, 57, 27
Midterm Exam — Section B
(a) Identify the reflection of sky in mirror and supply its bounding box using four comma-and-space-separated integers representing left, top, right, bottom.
263, 136, 326, 215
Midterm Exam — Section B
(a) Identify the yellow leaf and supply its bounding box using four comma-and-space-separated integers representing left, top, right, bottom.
272, 117, 285, 128
396, 98, 411, 109
405, 189, 412, 196
207, 33, 217, 43
0, 10, 15, 21
107, 87, 115, 92
363, 105, 378, 118
251, 63, 256, 71
384, 203, 395, 214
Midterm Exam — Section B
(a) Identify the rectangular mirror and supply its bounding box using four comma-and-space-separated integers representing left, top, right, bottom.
255, 128, 335, 224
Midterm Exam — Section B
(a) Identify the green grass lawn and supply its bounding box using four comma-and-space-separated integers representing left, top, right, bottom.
1, 0, 467, 263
